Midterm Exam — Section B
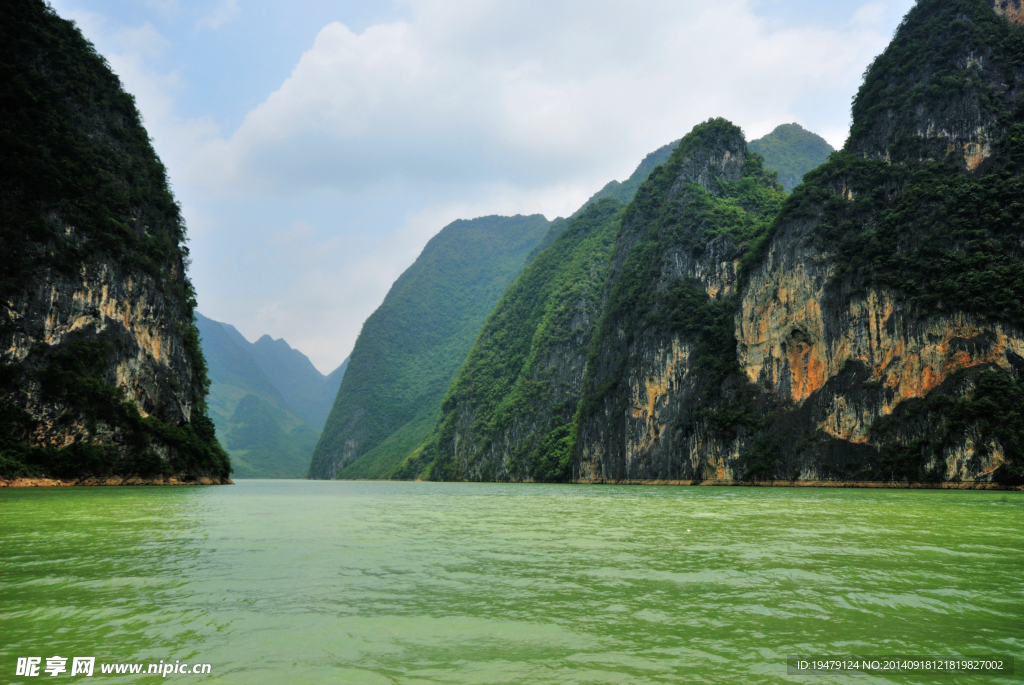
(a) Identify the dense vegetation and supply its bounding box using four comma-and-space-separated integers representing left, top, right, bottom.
774, 146, 1024, 327
425, 200, 624, 482
806, 0, 1024, 327
600, 119, 784, 335
196, 313, 341, 479
760, 0, 1024, 328
0, 1, 225, 479
0, 1, 191, 291
747, 123, 833, 192
310, 215, 553, 479
847, 0, 1024, 163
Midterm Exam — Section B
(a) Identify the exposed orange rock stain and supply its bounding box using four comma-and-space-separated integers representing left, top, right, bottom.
787, 336, 827, 402
964, 140, 991, 170
626, 339, 688, 462
994, 0, 1024, 25
741, 262, 1024, 447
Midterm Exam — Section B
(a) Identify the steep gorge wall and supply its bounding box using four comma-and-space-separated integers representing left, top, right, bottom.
572, 0, 1024, 486
0, 1, 228, 481
419, 0, 1024, 487
5, 257, 197, 447
427, 200, 622, 482
575, 121, 783, 484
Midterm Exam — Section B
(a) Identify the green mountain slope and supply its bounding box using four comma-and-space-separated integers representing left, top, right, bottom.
747, 123, 834, 192
0, 0, 227, 481
308, 214, 553, 479
196, 313, 346, 478
195, 313, 317, 478
411, 199, 624, 481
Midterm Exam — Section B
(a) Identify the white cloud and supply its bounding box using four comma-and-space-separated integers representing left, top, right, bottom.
851, 2, 888, 27
59, 0, 908, 371
195, 0, 239, 31
115, 22, 171, 59
179, 0, 891, 206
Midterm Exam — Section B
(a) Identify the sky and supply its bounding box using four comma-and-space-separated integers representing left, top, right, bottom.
49, 0, 915, 373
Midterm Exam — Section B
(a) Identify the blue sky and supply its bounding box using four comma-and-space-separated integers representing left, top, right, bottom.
50, 0, 914, 372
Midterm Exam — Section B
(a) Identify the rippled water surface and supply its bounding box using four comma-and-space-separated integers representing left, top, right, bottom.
2, 481, 1022, 684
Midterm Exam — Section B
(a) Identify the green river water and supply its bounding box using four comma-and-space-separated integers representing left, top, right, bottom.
1, 481, 1021, 684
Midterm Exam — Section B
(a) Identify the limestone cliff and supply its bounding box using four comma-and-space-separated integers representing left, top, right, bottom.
426, 0, 1024, 487
0, 1, 229, 481
571, 0, 1024, 486
574, 120, 784, 483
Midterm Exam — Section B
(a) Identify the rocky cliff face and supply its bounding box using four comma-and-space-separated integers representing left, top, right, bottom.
427, 0, 1024, 487
849, 0, 1024, 170
572, 0, 1024, 486
0, 1, 228, 481
574, 120, 784, 483
993, 0, 1024, 26
5, 256, 196, 446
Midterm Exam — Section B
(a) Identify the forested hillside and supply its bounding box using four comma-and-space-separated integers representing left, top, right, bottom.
0, 0, 228, 482
406, 200, 624, 480
419, 0, 1024, 486
308, 215, 552, 479
327, 122, 837, 481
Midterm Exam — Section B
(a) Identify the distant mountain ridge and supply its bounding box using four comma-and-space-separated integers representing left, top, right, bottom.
747, 123, 834, 192
196, 313, 346, 478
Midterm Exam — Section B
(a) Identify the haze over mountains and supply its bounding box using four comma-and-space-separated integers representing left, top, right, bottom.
196, 313, 347, 478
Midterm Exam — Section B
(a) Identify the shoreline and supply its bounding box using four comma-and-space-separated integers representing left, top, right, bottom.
0, 476, 234, 488
574, 479, 1023, 490
6, 476, 1020, 490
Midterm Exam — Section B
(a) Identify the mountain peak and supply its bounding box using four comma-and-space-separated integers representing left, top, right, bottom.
665, 118, 746, 196
255, 334, 288, 349
848, 0, 1024, 168
748, 123, 833, 192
